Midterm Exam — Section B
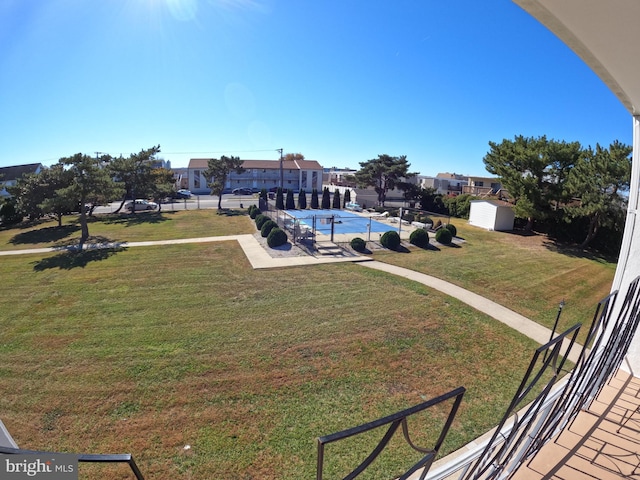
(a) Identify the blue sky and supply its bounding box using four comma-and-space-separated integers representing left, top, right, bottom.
0, 0, 632, 176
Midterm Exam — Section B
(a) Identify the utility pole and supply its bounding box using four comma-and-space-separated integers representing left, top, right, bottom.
277, 148, 284, 189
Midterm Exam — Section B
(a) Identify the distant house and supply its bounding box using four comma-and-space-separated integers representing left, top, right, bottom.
468, 200, 515, 231
0, 163, 43, 197
463, 176, 502, 196
418, 173, 468, 196
187, 158, 324, 194
323, 167, 357, 186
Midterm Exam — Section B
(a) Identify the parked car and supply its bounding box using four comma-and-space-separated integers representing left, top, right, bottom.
125, 199, 158, 211
170, 189, 192, 199
232, 188, 253, 195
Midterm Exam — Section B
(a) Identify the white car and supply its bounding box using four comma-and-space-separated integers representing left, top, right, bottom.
125, 199, 158, 211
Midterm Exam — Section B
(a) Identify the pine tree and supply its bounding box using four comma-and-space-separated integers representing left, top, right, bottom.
321, 187, 331, 209
332, 189, 341, 209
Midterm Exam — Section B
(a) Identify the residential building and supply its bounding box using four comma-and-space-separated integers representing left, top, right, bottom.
323, 167, 357, 187
0, 163, 43, 197
462, 175, 502, 196
187, 158, 323, 195
418, 172, 468, 196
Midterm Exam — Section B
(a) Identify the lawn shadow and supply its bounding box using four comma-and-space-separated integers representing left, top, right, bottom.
9, 224, 79, 246
217, 209, 245, 217
32, 245, 127, 271
97, 212, 173, 227
542, 239, 617, 263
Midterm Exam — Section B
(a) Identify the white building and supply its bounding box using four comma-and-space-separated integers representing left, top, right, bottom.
468, 200, 516, 231
187, 158, 323, 195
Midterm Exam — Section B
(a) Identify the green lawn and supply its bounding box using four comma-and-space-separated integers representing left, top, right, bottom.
0, 210, 251, 250
372, 222, 616, 345
0, 211, 616, 479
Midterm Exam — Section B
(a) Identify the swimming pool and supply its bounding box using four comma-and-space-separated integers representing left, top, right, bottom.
283, 209, 396, 235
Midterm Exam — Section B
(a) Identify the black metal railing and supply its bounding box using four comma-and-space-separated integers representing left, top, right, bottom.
0, 446, 145, 479
461, 322, 582, 480
426, 275, 640, 480
316, 386, 465, 480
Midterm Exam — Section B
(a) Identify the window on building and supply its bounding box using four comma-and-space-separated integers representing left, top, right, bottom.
194, 170, 200, 189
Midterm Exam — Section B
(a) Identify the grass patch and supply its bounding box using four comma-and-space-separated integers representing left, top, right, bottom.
1, 245, 537, 479
0, 210, 253, 250
373, 223, 616, 345
0, 212, 615, 478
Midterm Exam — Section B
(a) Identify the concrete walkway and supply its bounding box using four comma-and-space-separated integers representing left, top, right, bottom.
1, 234, 577, 360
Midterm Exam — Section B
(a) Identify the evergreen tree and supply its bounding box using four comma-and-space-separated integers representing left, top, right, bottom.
297, 189, 307, 209
564, 141, 631, 248
343, 189, 351, 207
203, 155, 245, 210
57, 153, 120, 247
354, 154, 415, 207
332, 189, 341, 209
275, 187, 284, 209
483, 135, 580, 231
311, 189, 319, 209
321, 187, 331, 209
285, 189, 295, 209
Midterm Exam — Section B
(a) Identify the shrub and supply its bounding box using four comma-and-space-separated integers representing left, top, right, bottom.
350, 237, 367, 252
332, 189, 341, 209
435, 228, 453, 245
261, 220, 278, 237
445, 223, 457, 237
285, 189, 295, 209
409, 229, 430, 248
255, 214, 269, 229
249, 205, 259, 219
267, 227, 287, 247
380, 230, 401, 250
403, 213, 415, 224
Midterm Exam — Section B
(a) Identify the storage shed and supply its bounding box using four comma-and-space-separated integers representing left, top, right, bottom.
468, 200, 515, 231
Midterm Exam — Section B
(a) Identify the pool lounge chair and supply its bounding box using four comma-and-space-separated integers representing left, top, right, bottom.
0, 418, 145, 479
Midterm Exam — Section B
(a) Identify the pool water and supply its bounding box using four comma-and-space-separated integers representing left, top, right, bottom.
284, 209, 396, 235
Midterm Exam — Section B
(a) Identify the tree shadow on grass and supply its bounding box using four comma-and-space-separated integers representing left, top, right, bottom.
97, 212, 173, 227
32, 245, 127, 271
9, 224, 80, 246
542, 239, 617, 263
217, 209, 245, 217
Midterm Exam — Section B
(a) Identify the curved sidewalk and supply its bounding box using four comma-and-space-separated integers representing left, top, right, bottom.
0, 234, 574, 360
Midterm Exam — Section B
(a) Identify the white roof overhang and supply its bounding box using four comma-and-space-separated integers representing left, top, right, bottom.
514, 0, 640, 116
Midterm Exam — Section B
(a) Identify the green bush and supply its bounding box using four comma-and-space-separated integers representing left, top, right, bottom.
445, 223, 457, 237
261, 220, 278, 237
404, 213, 415, 224
380, 230, 401, 250
435, 228, 453, 245
249, 205, 259, 219
255, 214, 269, 229
267, 227, 287, 247
409, 229, 430, 248
350, 237, 367, 252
